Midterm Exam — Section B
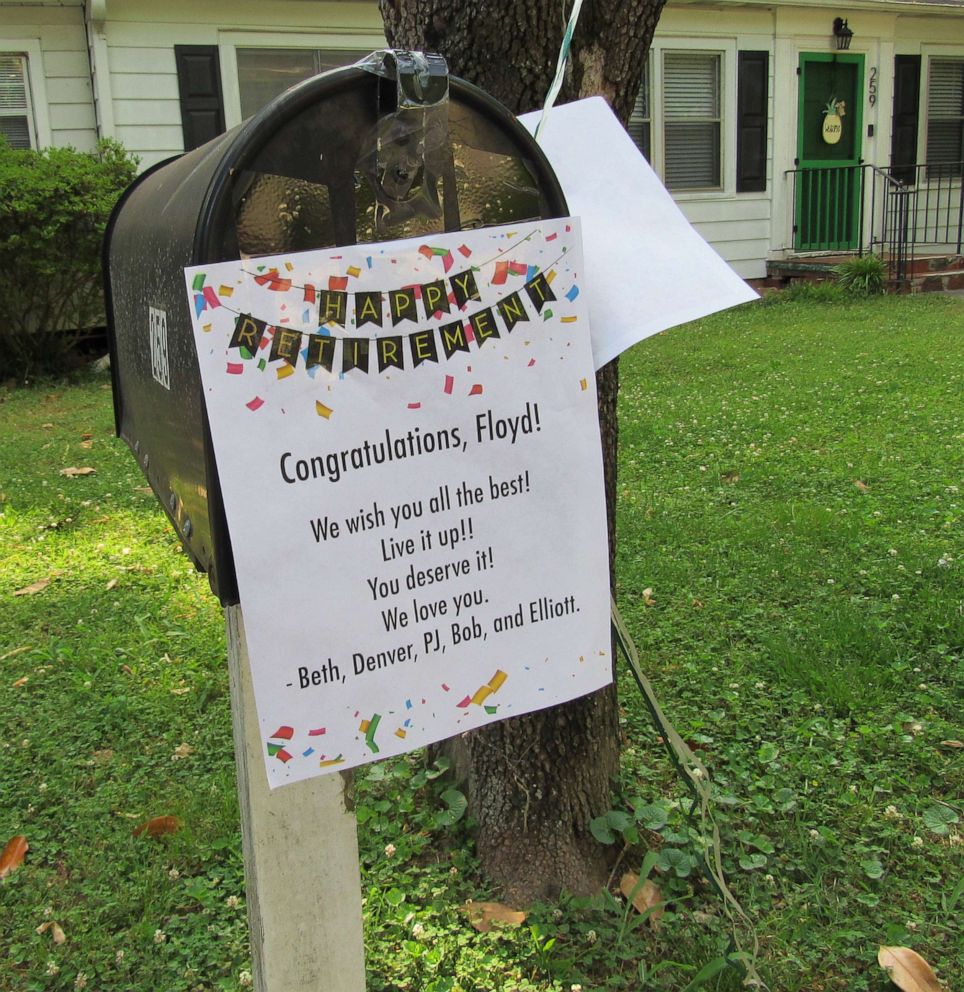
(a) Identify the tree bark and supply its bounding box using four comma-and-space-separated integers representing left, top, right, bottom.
378, 0, 665, 903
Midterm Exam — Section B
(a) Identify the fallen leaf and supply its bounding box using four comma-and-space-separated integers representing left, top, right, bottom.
59, 467, 95, 478
620, 872, 664, 926
0, 646, 31, 662
170, 687, 191, 696
12, 676, 28, 688
642, 587, 656, 607
132, 815, 182, 839
105, 578, 118, 591
80, 440, 93, 450
0, 835, 28, 879
13, 578, 51, 597
460, 900, 526, 932
172, 742, 194, 759
684, 739, 712, 755
35, 921, 67, 944
720, 470, 740, 484
853, 479, 870, 492
41, 423, 54, 429
878, 946, 941, 992
120, 664, 133, 676
691, 598, 704, 609
939, 740, 962, 750
91, 749, 114, 764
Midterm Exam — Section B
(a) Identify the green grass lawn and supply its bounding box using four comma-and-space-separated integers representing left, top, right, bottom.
1, 294, 961, 992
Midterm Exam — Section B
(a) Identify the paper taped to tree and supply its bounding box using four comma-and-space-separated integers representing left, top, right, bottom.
185, 218, 612, 787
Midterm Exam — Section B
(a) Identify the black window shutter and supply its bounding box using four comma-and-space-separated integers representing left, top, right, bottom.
175, 45, 225, 151
890, 55, 921, 185
737, 51, 768, 193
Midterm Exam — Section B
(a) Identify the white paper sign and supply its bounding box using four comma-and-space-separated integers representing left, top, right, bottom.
519, 98, 759, 369
186, 219, 612, 788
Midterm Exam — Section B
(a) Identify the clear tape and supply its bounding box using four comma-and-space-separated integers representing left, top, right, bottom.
353, 50, 450, 235
354, 49, 449, 107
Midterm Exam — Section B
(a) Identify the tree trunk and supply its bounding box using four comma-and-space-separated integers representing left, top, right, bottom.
378, 0, 665, 903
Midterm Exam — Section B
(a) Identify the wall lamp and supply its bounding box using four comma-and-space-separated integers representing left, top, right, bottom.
833, 17, 854, 50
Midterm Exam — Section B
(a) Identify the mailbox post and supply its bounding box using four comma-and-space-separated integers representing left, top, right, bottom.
105, 51, 568, 990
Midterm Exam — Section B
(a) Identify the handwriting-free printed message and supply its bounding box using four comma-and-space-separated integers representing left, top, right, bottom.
186, 218, 611, 787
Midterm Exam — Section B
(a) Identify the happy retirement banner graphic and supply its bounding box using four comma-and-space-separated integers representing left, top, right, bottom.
185, 218, 611, 788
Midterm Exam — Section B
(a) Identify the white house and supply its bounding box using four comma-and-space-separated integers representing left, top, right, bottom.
3, 0, 963, 281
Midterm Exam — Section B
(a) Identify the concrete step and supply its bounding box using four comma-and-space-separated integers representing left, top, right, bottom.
767, 253, 964, 293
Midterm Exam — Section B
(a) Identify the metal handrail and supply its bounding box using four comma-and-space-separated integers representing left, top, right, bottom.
869, 165, 912, 281
782, 161, 963, 285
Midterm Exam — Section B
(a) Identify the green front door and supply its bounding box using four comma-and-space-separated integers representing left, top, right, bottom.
795, 53, 864, 250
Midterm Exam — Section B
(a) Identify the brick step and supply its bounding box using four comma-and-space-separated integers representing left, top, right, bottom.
905, 270, 964, 293
767, 254, 964, 293
901, 254, 964, 276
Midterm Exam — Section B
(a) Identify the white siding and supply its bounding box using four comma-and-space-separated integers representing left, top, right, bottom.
653, 6, 776, 279
0, 2, 96, 150
100, 0, 385, 169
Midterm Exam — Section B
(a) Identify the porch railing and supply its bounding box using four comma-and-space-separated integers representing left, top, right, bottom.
783, 161, 964, 283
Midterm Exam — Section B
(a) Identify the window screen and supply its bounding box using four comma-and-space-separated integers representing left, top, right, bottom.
0, 54, 33, 149
926, 59, 964, 176
663, 51, 722, 191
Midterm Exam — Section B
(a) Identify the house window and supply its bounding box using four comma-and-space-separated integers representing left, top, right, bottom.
662, 50, 722, 191
926, 58, 964, 176
628, 56, 651, 160
0, 53, 34, 149
236, 48, 363, 119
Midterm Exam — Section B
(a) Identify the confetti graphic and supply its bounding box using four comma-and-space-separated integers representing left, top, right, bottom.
360, 714, 382, 754
471, 670, 508, 707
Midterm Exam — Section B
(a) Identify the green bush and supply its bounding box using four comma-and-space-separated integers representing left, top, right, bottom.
0, 138, 138, 380
834, 252, 887, 296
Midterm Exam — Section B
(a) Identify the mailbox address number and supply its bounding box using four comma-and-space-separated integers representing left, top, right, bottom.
149, 305, 171, 390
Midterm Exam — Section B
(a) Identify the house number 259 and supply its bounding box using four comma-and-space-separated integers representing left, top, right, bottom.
869, 66, 878, 107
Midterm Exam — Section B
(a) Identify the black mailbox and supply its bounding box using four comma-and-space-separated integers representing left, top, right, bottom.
104, 51, 566, 605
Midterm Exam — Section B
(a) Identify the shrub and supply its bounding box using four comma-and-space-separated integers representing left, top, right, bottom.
834, 253, 887, 296
0, 138, 138, 380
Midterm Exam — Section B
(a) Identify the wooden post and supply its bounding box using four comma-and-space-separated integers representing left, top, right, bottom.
226, 606, 367, 992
